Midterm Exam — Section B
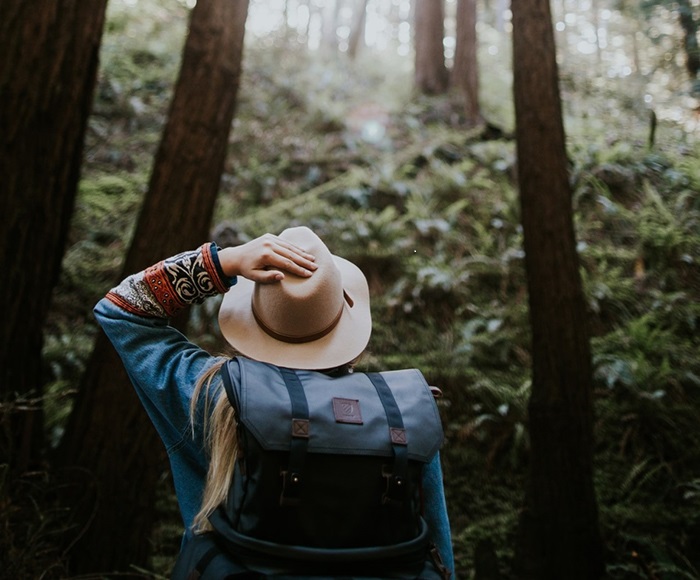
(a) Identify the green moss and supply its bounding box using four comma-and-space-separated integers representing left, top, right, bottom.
25, 3, 700, 578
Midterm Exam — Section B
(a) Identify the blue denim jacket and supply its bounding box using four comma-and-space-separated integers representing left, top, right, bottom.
94, 243, 454, 577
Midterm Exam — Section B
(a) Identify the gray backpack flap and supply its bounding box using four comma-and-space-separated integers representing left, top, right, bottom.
217, 357, 444, 567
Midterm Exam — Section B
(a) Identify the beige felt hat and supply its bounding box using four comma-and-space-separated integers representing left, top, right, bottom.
218, 226, 371, 370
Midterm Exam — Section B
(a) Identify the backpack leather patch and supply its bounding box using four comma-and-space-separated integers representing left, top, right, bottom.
332, 397, 363, 424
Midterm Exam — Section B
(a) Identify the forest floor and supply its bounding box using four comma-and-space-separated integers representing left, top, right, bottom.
30, 4, 700, 578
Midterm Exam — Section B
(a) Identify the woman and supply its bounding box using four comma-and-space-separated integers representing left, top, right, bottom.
95, 226, 454, 578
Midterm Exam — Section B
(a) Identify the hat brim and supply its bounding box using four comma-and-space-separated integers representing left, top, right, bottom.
218, 256, 371, 370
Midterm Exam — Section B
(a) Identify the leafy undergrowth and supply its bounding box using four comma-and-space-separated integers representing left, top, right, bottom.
26, 7, 700, 579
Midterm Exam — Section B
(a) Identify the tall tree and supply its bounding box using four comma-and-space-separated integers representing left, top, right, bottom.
641, 0, 700, 91
322, 0, 341, 52
451, 0, 481, 126
511, 0, 605, 578
677, 0, 700, 89
58, 0, 251, 573
591, 0, 603, 69
414, 0, 449, 94
347, 0, 370, 60
0, 0, 108, 473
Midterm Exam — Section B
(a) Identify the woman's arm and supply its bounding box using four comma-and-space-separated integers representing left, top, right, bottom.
95, 236, 316, 530
423, 453, 455, 579
95, 243, 234, 452
95, 237, 318, 451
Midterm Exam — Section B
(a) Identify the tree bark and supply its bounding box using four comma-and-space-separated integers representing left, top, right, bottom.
451, 0, 481, 126
322, 0, 340, 52
0, 0, 108, 473
591, 0, 603, 69
347, 0, 369, 60
677, 0, 700, 84
58, 0, 250, 573
414, 0, 449, 94
511, 1, 605, 578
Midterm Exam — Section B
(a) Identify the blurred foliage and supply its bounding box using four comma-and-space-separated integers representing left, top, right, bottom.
6, 0, 699, 578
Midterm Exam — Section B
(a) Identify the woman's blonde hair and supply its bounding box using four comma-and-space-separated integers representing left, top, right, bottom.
189, 354, 363, 533
189, 358, 237, 533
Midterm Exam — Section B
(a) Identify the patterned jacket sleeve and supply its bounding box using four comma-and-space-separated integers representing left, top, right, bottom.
93, 243, 236, 530
423, 454, 455, 578
105, 242, 234, 318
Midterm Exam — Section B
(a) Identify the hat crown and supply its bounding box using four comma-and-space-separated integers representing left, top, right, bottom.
218, 226, 372, 370
252, 251, 344, 343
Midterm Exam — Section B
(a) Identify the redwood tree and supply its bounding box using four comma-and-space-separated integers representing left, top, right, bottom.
58, 0, 251, 573
677, 0, 700, 87
511, 0, 604, 578
414, 0, 449, 94
451, 0, 481, 126
0, 0, 108, 472
347, 0, 369, 60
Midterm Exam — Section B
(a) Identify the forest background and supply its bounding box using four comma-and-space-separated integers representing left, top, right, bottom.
1, 0, 699, 578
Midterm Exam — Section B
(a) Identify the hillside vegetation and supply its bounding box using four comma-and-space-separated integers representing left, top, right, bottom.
37, 3, 700, 577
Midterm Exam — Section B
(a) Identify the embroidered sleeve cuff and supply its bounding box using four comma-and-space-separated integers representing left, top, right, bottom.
210, 244, 238, 288
106, 243, 236, 318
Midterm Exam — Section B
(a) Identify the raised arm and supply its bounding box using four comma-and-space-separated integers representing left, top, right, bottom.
94, 235, 317, 531
94, 236, 318, 450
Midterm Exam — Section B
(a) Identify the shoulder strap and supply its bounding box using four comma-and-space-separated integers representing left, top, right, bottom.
220, 359, 238, 409
278, 367, 310, 507
229, 358, 443, 461
274, 368, 413, 507
366, 372, 409, 506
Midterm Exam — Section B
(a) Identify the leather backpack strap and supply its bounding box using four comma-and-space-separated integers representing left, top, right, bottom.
220, 360, 238, 409
278, 367, 310, 507
365, 372, 409, 506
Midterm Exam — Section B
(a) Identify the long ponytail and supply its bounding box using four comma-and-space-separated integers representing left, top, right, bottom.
189, 358, 237, 533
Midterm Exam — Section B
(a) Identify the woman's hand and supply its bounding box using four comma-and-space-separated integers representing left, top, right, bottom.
218, 234, 318, 283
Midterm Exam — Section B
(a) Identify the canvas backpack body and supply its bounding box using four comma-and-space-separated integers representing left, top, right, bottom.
172, 357, 449, 579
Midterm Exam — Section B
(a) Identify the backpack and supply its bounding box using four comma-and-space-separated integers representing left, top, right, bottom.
172, 358, 450, 579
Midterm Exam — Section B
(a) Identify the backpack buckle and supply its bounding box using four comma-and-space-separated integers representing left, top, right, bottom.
280, 469, 302, 507
381, 464, 407, 506
429, 544, 452, 579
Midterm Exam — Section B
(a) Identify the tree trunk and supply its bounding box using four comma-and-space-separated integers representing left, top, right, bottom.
677, 0, 700, 84
322, 0, 340, 52
57, 0, 250, 573
511, 1, 605, 578
347, 0, 369, 60
414, 0, 449, 95
0, 0, 108, 473
301, 0, 312, 44
591, 0, 602, 69
451, 0, 481, 126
